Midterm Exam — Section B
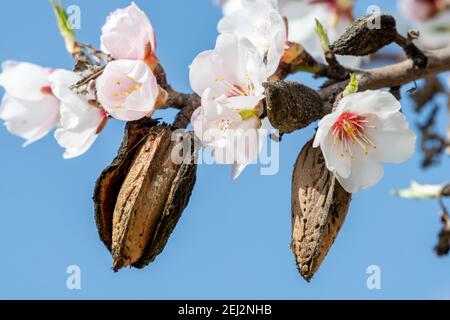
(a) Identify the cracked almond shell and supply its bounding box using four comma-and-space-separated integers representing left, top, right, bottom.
93, 119, 197, 270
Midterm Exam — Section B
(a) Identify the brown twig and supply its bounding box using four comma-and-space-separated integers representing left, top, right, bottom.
417, 104, 450, 167
271, 42, 350, 81
319, 45, 450, 100
411, 77, 445, 112
394, 31, 428, 68
172, 93, 201, 129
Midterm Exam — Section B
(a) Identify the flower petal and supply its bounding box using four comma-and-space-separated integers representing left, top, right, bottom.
320, 130, 352, 179
335, 147, 385, 193
100, 2, 156, 60
189, 50, 216, 97
0, 61, 51, 100
365, 112, 416, 163
96, 59, 158, 121
0, 94, 59, 146
54, 104, 105, 159
338, 90, 401, 117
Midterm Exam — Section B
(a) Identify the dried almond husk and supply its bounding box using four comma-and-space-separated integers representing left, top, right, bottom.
263, 81, 323, 133
329, 13, 397, 56
291, 139, 352, 282
93, 119, 197, 271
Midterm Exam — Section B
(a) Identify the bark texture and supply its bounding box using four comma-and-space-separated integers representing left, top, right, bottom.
291, 139, 352, 281
93, 118, 158, 251
330, 13, 398, 56
94, 120, 197, 270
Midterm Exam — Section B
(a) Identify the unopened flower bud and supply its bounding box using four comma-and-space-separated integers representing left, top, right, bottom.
50, 0, 79, 55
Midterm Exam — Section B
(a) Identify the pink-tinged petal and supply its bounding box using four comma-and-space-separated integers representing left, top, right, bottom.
100, 2, 156, 60
398, 0, 438, 22
49, 68, 106, 158
189, 50, 218, 97
0, 61, 52, 101
96, 60, 158, 121
190, 33, 266, 100
0, 94, 60, 146
54, 103, 106, 159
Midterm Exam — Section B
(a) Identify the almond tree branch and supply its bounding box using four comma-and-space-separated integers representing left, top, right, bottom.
171, 92, 201, 129
168, 46, 450, 133
320, 46, 450, 100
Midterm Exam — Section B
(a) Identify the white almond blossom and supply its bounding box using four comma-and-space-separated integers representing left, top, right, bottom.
415, 10, 450, 49
217, 0, 286, 76
189, 33, 267, 110
96, 59, 159, 121
278, 0, 361, 68
217, 0, 361, 68
398, 1, 450, 49
191, 88, 262, 179
398, 0, 442, 22
313, 90, 416, 193
101, 2, 156, 61
393, 181, 444, 199
0, 61, 60, 146
49, 70, 107, 159
189, 33, 268, 178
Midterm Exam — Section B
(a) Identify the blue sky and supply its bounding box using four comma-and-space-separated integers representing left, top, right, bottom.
0, 0, 449, 299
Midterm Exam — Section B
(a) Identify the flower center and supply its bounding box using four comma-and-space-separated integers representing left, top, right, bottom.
113, 77, 142, 99
332, 112, 376, 158
215, 74, 256, 98
219, 118, 233, 134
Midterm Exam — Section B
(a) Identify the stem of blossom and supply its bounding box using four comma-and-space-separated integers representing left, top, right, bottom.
172, 93, 201, 129
149, 61, 201, 127
152, 62, 170, 90
95, 116, 109, 135
154, 86, 169, 109
394, 32, 428, 68
314, 19, 350, 81
271, 42, 347, 81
